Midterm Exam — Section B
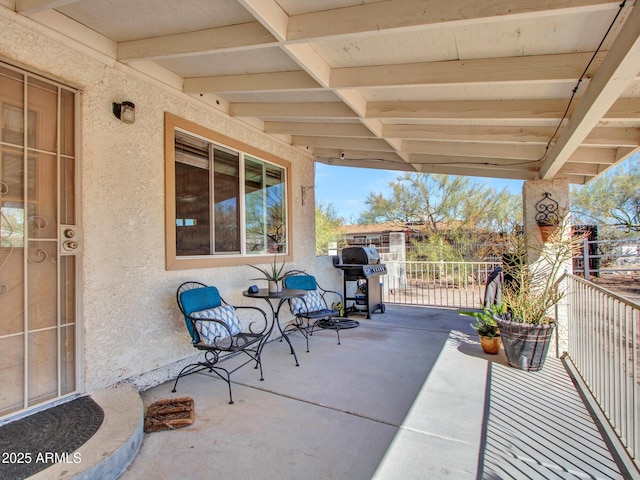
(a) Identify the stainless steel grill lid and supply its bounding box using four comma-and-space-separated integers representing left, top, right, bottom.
340, 247, 380, 265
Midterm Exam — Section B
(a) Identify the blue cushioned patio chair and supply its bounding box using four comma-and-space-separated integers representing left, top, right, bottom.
173, 281, 270, 404
283, 274, 355, 352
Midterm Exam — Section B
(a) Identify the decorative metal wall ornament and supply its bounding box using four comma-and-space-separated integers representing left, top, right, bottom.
535, 192, 559, 227
535, 192, 560, 242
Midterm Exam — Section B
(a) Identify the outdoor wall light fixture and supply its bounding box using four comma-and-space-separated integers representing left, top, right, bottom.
112, 101, 135, 124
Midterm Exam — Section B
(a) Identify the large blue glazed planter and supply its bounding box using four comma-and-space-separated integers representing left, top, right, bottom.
496, 318, 555, 371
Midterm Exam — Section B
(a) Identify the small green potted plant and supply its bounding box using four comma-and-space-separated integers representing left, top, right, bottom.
460, 302, 504, 354
248, 255, 293, 293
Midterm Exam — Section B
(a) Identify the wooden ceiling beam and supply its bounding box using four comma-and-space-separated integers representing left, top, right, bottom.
414, 163, 539, 181
402, 141, 547, 160
567, 147, 617, 164
292, 136, 394, 152
540, 2, 640, 179
368, 98, 640, 121
264, 121, 374, 137
583, 127, 640, 146
332, 52, 603, 88
230, 102, 357, 118
369, 99, 573, 120
383, 123, 640, 145
113, 1, 623, 67
558, 162, 607, 176
315, 157, 416, 172
184, 71, 319, 94
383, 124, 558, 142
16, 0, 78, 15
312, 148, 406, 162
238, 0, 289, 42
402, 142, 617, 163
604, 97, 640, 120
409, 153, 541, 171
238, 1, 408, 162
117, 22, 276, 62
287, 0, 621, 42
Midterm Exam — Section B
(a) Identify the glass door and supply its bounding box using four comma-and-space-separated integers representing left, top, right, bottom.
0, 63, 80, 419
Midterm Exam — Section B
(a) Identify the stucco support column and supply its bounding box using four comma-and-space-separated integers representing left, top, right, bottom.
382, 232, 407, 293
522, 178, 572, 356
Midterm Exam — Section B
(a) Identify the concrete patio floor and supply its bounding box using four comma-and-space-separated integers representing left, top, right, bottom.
118, 305, 630, 480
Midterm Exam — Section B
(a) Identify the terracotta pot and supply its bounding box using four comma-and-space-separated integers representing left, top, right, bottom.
538, 225, 555, 242
479, 335, 501, 355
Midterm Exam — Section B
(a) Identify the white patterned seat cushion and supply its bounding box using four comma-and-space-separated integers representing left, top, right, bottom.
190, 305, 242, 344
290, 290, 325, 315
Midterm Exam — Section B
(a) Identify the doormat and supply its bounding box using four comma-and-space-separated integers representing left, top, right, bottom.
0, 396, 104, 480
144, 397, 194, 432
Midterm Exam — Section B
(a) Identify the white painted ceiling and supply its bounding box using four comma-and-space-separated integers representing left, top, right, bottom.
11, 0, 640, 183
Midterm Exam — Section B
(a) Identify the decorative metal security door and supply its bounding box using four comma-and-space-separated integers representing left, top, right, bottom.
0, 63, 80, 419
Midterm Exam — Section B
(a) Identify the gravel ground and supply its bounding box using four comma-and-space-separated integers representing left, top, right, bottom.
589, 271, 640, 304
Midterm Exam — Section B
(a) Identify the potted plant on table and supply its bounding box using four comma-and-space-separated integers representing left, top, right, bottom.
460, 302, 504, 354
496, 212, 583, 371
248, 255, 294, 293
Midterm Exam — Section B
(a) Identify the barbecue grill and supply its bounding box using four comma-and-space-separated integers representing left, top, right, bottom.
334, 247, 387, 318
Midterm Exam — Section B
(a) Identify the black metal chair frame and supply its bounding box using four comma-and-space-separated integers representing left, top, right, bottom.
283, 275, 356, 352
173, 281, 270, 404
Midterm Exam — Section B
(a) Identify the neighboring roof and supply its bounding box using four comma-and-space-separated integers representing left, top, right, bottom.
13, 1, 640, 184
340, 222, 410, 236
340, 221, 467, 236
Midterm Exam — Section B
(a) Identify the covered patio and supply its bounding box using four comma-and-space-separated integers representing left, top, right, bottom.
1, 1, 639, 478
35, 305, 627, 479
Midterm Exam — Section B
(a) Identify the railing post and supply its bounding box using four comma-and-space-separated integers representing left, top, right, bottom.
583, 237, 591, 281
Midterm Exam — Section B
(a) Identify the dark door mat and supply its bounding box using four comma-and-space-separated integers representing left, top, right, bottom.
0, 396, 104, 480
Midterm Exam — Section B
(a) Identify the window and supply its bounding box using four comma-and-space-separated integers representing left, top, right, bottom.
165, 113, 290, 270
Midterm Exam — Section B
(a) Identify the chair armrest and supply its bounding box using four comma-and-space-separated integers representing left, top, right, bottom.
233, 305, 269, 336
319, 288, 344, 305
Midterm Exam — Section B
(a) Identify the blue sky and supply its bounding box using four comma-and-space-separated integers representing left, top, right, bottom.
314, 162, 524, 223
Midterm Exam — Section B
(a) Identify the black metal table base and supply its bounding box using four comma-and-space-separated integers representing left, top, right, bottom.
244, 288, 307, 367
316, 318, 360, 330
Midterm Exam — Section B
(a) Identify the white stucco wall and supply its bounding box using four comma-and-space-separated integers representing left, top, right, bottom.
0, 7, 321, 392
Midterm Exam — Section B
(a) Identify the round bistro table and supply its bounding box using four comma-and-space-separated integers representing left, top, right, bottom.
243, 288, 306, 366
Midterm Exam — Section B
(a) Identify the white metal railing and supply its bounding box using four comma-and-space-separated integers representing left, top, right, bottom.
382, 260, 502, 309
564, 273, 639, 467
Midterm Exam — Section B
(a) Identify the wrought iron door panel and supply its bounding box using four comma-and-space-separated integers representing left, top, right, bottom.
0, 63, 80, 419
